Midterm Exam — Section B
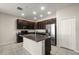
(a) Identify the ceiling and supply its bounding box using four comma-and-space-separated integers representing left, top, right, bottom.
0, 3, 72, 21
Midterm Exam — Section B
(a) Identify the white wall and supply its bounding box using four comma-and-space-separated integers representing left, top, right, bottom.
0, 12, 17, 45
56, 4, 79, 51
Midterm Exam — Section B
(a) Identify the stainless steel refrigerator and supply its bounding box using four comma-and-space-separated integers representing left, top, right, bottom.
46, 23, 56, 46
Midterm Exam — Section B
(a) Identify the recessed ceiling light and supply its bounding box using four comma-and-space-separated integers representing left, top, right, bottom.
47, 11, 51, 15
34, 17, 37, 20
41, 6, 45, 10
21, 13, 24, 16
40, 14, 43, 17
33, 11, 37, 15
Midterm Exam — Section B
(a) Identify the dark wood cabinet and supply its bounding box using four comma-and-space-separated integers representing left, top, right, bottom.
45, 38, 51, 55
17, 34, 23, 43
36, 18, 56, 29
36, 21, 46, 29
17, 19, 35, 29
16, 18, 56, 29
46, 18, 56, 24
17, 19, 23, 29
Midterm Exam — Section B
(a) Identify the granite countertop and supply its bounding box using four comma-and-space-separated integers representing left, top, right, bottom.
20, 34, 50, 42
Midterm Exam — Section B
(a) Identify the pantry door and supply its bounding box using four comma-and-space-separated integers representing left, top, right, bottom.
60, 18, 76, 50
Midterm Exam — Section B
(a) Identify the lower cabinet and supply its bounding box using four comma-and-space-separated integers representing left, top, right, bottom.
17, 34, 23, 43
45, 38, 51, 55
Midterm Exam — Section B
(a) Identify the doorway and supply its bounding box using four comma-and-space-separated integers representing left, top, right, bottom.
60, 18, 76, 50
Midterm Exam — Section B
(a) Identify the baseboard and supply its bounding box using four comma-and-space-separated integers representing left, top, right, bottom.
74, 50, 79, 53
56, 45, 79, 53
0, 42, 16, 46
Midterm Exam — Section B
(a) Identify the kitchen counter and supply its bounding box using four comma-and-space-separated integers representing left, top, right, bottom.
22, 34, 46, 55
20, 34, 49, 42
20, 33, 51, 55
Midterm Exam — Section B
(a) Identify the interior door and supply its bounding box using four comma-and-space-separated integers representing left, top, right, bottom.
60, 18, 76, 50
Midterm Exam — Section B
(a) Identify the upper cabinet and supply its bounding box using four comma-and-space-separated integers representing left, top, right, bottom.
16, 18, 56, 29
36, 18, 56, 29
36, 21, 46, 29
17, 19, 35, 29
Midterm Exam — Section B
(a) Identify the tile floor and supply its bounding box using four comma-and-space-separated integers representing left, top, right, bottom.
0, 43, 30, 55
51, 45, 79, 55
0, 42, 79, 55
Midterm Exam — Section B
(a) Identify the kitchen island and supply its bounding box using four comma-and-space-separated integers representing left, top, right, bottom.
22, 34, 48, 55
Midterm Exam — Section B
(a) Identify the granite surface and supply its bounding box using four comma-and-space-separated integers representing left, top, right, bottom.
21, 34, 49, 42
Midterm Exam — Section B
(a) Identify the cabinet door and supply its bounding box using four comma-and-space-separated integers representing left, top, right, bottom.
23, 21, 35, 29
36, 22, 40, 29
37, 22, 46, 29
45, 38, 51, 55
17, 19, 23, 29
29, 22, 35, 29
